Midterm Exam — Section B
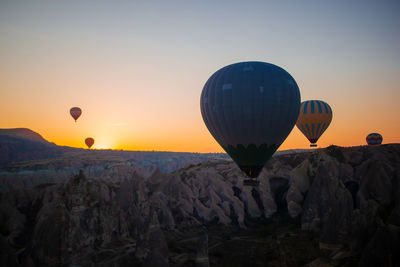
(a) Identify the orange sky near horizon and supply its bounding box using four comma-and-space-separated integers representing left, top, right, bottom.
1, 1, 399, 152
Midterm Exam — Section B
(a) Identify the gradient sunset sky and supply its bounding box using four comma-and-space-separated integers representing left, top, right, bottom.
1, 0, 399, 152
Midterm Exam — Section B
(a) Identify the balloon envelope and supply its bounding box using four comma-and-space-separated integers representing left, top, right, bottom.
200, 61, 301, 178
85, 137, 94, 149
70, 107, 82, 122
366, 133, 382, 145
296, 100, 332, 146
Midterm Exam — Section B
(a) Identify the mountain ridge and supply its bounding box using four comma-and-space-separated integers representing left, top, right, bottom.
0, 128, 49, 143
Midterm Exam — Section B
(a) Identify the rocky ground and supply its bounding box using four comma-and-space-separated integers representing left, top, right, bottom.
0, 150, 228, 193
1, 144, 399, 266
0, 128, 229, 192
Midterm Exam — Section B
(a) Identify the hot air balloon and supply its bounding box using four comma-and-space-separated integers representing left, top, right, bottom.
366, 133, 382, 145
85, 137, 94, 149
200, 61, 301, 186
296, 100, 332, 147
70, 107, 82, 122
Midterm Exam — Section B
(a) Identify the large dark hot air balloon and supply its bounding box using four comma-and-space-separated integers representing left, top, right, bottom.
366, 133, 382, 145
70, 107, 82, 122
200, 61, 301, 186
296, 100, 332, 147
85, 137, 94, 149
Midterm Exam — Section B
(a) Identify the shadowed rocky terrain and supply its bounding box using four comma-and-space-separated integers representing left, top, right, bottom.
1, 141, 399, 266
0, 128, 228, 192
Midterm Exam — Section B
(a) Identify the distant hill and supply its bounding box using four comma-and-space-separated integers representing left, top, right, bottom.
0, 128, 48, 143
0, 128, 311, 167
0, 128, 78, 165
0, 128, 229, 190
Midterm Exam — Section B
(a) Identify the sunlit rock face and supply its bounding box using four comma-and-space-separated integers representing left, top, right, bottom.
1, 144, 399, 266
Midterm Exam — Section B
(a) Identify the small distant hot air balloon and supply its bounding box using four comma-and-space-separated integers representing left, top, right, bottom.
296, 100, 332, 147
70, 107, 82, 122
366, 133, 382, 145
200, 61, 301, 186
85, 137, 94, 149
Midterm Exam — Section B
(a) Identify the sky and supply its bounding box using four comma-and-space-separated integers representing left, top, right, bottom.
0, 0, 399, 152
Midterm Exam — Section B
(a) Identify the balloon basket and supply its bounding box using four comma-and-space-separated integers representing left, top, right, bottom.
310, 144, 317, 147
243, 179, 260, 187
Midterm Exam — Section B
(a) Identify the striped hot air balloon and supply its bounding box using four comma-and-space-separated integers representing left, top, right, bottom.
70, 107, 82, 122
85, 137, 94, 149
366, 133, 382, 145
200, 61, 301, 186
296, 100, 332, 147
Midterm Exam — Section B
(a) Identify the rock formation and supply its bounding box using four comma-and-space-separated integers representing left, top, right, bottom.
1, 144, 399, 266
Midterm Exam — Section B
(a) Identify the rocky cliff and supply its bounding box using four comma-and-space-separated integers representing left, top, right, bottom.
1, 144, 399, 266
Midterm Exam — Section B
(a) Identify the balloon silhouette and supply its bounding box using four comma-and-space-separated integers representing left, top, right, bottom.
296, 100, 332, 147
366, 133, 382, 145
200, 61, 301, 184
85, 137, 94, 149
70, 107, 82, 122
